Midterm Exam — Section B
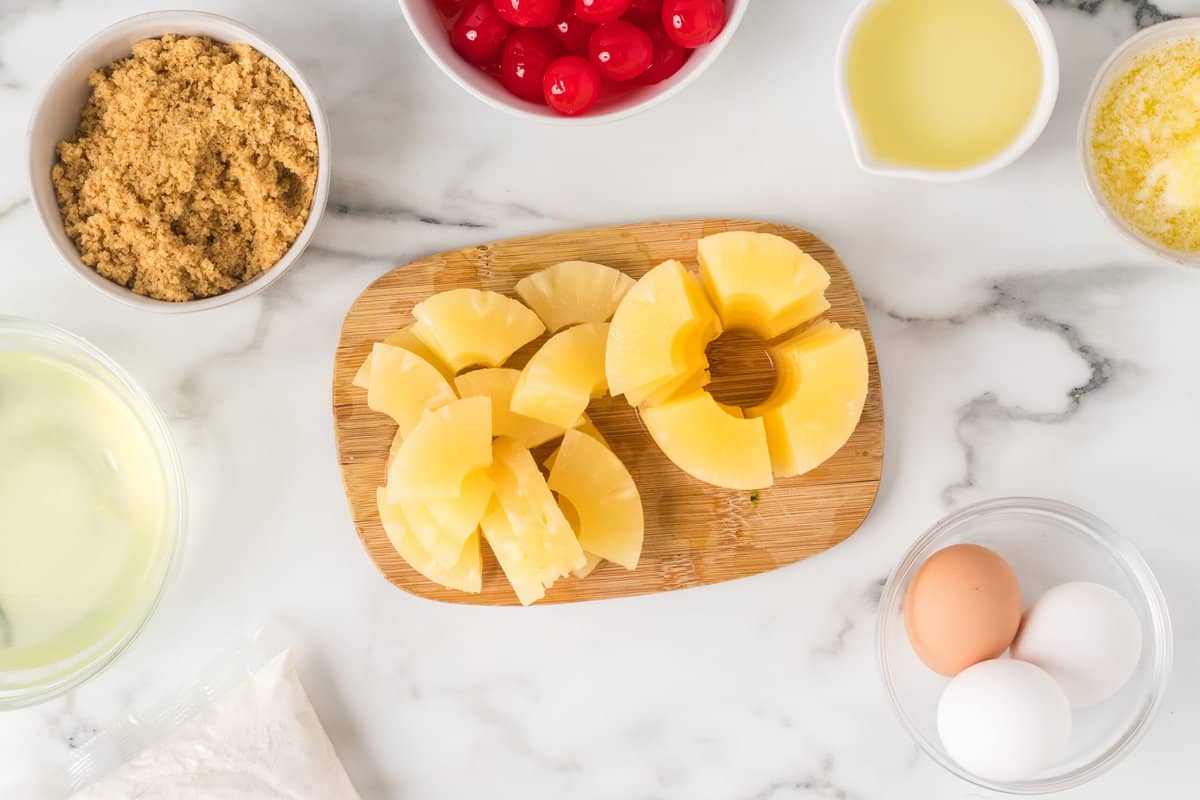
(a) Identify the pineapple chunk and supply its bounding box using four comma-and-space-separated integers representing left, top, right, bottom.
353, 325, 456, 389
572, 553, 603, 579
697, 231, 831, 339
411, 289, 545, 372
366, 343, 458, 438
387, 397, 492, 500
511, 323, 608, 428
483, 437, 586, 604
377, 489, 482, 593
547, 429, 644, 569
396, 470, 493, 568
454, 367, 569, 448
749, 323, 868, 477
641, 389, 774, 490
515, 260, 635, 333
606, 260, 721, 406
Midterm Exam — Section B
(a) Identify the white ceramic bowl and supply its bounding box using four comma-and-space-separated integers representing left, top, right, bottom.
397, 0, 748, 124
835, 0, 1059, 182
879, 498, 1172, 794
26, 11, 332, 313
1080, 19, 1200, 266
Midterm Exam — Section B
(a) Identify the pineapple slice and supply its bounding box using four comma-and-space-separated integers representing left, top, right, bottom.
454, 367, 569, 448
353, 325, 456, 389
365, 343, 458, 438
411, 289, 545, 372
606, 260, 721, 407
749, 323, 868, 477
697, 231, 831, 340
483, 437, 586, 604
572, 552, 603, 579
377, 488, 482, 593
387, 396, 492, 500
511, 322, 608, 428
641, 389, 774, 490
515, 260, 635, 333
396, 470, 493, 568
547, 429, 644, 569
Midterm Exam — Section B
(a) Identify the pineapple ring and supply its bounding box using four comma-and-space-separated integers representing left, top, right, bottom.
610, 232, 869, 486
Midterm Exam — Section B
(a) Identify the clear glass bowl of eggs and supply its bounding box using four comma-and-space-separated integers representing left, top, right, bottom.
878, 497, 1172, 793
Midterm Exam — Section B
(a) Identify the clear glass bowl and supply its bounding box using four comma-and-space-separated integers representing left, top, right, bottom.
0, 317, 185, 709
878, 497, 1172, 794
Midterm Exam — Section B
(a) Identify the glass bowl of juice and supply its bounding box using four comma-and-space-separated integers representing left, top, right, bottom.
878, 498, 1172, 793
0, 317, 185, 709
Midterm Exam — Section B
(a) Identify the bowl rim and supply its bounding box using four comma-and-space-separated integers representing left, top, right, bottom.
834, 0, 1060, 182
0, 316, 187, 710
1078, 17, 1200, 267
395, 0, 750, 125
24, 10, 332, 314
877, 496, 1174, 794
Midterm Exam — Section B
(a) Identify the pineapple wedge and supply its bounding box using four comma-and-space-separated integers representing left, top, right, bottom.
515, 260, 635, 333
483, 437, 586, 604
353, 325, 456, 389
697, 231, 831, 340
396, 470, 493, 568
511, 322, 608, 428
411, 289, 545, 372
454, 367, 570, 448
377, 488, 482, 593
542, 413, 606, 471
641, 389, 774, 490
606, 260, 721, 407
387, 396, 492, 500
366, 343, 458, 438
750, 322, 868, 477
547, 429, 644, 569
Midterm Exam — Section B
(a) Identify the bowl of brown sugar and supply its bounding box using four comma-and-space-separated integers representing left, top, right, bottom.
27, 12, 331, 312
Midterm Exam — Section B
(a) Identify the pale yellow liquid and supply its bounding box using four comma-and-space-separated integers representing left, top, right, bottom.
0, 352, 165, 672
846, 0, 1043, 171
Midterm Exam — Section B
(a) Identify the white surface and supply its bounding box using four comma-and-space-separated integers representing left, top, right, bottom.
1012, 581, 1144, 708
0, 0, 1198, 797
936, 659, 1071, 783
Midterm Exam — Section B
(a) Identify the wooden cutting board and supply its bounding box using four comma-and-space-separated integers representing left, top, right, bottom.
332, 219, 883, 605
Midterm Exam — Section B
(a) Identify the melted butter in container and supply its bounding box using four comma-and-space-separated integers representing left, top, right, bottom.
1085, 22, 1200, 260
837, 0, 1058, 181
0, 318, 184, 709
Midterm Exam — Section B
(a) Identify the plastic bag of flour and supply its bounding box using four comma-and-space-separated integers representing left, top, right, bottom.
66, 627, 361, 799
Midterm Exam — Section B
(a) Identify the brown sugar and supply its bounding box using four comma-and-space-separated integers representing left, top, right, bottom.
52, 35, 319, 302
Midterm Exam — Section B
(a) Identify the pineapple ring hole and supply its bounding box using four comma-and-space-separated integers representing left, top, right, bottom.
704, 329, 777, 409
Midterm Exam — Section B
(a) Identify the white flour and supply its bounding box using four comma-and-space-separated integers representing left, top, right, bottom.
72, 651, 361, 799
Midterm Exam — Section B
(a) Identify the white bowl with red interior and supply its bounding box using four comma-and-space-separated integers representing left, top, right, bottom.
398, 0, 747, 122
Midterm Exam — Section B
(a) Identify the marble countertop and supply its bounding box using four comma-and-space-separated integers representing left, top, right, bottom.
2, 0, 1199, 797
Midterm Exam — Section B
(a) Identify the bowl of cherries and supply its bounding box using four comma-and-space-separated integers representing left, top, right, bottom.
400, 0, 747, 121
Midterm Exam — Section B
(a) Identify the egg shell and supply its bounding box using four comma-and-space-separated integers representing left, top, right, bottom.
937, 658, 1072, 782
904, 543, 1023, 676
1011, 581, 1143, 707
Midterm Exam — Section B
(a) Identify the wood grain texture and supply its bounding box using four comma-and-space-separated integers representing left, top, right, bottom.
333, 220, 884, 605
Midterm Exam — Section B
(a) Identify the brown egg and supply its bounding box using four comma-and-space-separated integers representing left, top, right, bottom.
903, 543, 1022, 676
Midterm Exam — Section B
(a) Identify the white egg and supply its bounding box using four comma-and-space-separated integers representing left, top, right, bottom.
937, 659, 1071, 782
1011, 581, 1143, 707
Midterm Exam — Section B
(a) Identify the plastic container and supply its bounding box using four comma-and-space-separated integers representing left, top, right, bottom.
878, 497, 1172, 793
0, 318, 186, 709
26, 11, 332, 312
